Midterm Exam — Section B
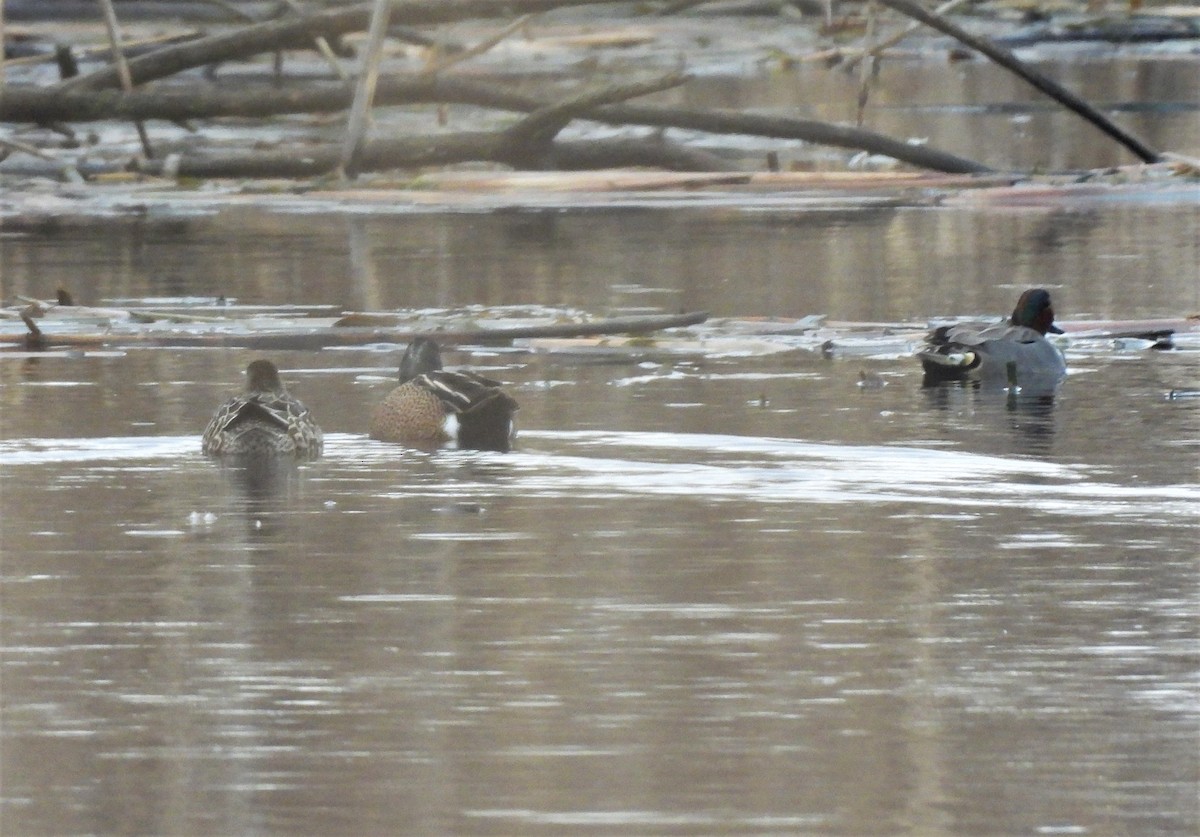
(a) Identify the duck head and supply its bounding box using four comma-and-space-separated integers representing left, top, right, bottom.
399, 337, 444, 382
1011, 289, 1064, 336
245, 359, 286, 394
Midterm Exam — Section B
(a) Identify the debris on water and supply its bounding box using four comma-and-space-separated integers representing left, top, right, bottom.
857, 370, 887, 389
1113, 336, 1163, 352
822, 335, 922, 359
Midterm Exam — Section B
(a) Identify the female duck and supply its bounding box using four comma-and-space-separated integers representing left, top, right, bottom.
919, 288, 1067, 387
202, 359, 323, 458
369, 337, 518, 452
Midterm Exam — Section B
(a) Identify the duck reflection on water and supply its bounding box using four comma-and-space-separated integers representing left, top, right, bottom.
922, 381, 1059, 455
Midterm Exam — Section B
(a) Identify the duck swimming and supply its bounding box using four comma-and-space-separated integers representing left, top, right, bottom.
918, 288, 1067, 388
202, 359, 323, 458
369, 337, 518, 452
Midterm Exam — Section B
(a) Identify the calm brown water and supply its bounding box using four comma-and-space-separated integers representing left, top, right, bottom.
2, 191, 1198, 836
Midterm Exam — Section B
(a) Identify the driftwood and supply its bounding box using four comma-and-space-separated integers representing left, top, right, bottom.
0, 0, 1163, 178
6, 310, 711, 351
0, 0, 1000, 176
2, 75, 993, 175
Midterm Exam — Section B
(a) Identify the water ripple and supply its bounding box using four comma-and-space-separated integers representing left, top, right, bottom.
2, 431, 1196, 519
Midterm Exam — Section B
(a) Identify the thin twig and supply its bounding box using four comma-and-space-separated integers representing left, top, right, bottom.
421, 14, 534, 76
872, 0, 1160, 163
0, 137, 85, 183
280, 0, 350, 81
856, 0, 876, 127
841, 0, 971, 72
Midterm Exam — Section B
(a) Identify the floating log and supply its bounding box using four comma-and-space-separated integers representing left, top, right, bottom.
5, 310, 711, 351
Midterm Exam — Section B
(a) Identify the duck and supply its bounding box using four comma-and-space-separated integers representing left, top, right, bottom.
918, 288, 1067, 388
202, 359, 323, 458
369, 337, 518, 452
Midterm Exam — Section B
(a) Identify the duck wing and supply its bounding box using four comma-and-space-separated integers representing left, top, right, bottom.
203, 393, 321, 455
416, 371, 514, 414
209, 394, 297, 434
919, 320, 996, 376
919, 321, 1064, 383
415, 371, 518, 452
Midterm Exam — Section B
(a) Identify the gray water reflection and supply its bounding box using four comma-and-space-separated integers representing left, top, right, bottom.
2, 196, 1196, 324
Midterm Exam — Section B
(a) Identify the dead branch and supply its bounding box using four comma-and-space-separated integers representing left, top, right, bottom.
500, 73, 689, 165
872, 0, 1161, 164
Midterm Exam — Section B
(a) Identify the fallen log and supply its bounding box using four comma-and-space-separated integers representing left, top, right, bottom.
131, 133, 731, 177
5, 310, 711, 351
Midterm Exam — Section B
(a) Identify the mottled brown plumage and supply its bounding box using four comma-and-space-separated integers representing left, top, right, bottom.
369, 338, 517, 452
202, 359, 323, 459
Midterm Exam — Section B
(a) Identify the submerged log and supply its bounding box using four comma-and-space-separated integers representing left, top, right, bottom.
130, 134, 731, 177
6, 310, 711, 351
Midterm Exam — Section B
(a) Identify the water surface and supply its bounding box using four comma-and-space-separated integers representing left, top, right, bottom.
1, 194, 1198, 835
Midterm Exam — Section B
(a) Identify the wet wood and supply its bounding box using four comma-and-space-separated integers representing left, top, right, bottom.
1, 75, 991, 175
5, 310, 711, 351
129, 133, 730, 178
499, 73, 690, 167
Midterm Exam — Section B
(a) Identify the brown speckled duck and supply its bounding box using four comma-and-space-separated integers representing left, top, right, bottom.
202, 359, 323, 459
369, 338, 518, 452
